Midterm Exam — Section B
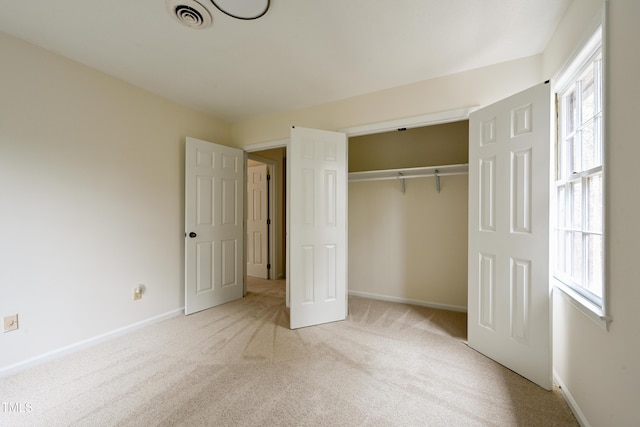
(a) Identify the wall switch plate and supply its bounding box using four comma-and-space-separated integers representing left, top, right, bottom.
3, 314, 18, 332
133, 287, 143, 301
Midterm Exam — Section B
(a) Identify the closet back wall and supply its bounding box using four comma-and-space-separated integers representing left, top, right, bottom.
348, 121, 469, 310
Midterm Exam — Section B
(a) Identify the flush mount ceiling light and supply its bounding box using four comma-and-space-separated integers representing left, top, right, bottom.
167, 0, 213, 29
210, 0, 270, 20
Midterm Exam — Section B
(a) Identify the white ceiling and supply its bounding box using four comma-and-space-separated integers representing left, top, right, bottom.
0, 0, 571, 123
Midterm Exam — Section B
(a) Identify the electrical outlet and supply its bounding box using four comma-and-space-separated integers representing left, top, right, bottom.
3, 314, 18, 333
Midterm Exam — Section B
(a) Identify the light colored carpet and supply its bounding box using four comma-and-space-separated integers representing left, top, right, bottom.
1, 278, 577, 426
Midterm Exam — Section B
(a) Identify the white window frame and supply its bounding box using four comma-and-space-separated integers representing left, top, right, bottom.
552, 9, 611, 329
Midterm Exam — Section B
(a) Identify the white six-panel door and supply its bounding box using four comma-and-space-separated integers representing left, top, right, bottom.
247, 164, 269, 279
468, 82, 552, 390
185, 137, 244, 315
289, 127, 348, 329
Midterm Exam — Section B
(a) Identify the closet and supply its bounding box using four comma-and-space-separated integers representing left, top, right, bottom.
347, 120, 469, 311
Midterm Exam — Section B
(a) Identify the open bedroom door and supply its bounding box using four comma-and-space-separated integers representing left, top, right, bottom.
247, 163, 269, 279
288, 126, 348, 329
468, 82, 552, 389
184, 137, 244, 315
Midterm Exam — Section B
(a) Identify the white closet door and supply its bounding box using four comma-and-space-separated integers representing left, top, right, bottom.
468, 82, 552, 390
289, 127, 348, 329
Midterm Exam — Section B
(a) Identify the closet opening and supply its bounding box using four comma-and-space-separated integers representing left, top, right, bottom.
347, 120, 469, 313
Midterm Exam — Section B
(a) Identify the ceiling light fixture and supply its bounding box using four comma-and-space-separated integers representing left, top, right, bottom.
210, 0, 270, 20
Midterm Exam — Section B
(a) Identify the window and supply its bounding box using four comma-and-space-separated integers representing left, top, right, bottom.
554, 26, 606, 317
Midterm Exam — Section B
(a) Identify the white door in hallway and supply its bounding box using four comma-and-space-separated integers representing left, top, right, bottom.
468, 82, 552, 390
289, 127, 348, 329
185, 137, 244, 315
247, 163, 269, 279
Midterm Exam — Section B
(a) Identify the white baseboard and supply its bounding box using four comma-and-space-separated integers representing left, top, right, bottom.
348, 290, 467, 313
553, 370, 591, 427
0, 308, 184, 378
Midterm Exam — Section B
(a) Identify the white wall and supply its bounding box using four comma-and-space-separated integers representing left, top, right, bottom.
231, 55, 543, 145
0, 32, 231, 372
544, 1, 640, 425
349, 175, 468, 309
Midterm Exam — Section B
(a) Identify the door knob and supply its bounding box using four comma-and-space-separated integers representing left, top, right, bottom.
188, 232, 197, 238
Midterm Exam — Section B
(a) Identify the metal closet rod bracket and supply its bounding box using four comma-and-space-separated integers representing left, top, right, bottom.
397, 172, 406, 194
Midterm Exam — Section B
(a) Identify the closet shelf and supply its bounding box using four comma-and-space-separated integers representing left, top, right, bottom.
348, 163, 468, 182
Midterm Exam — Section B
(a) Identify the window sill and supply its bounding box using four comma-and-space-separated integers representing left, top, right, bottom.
553, 280, 612, 331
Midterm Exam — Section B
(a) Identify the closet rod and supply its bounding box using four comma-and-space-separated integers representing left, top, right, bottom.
348, 163, 468, 183
349, 170, 467, 183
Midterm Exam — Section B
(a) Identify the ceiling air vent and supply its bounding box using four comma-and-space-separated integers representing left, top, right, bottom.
167, 0, 212, 29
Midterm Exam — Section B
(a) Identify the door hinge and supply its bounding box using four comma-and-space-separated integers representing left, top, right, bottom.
267, 264, 271, 270
267, 174, 271, 181
267, 218, 271, 225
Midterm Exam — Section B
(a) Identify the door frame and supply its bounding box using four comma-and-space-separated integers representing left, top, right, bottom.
340, 107, 478, 137
246, 153, 278, 280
